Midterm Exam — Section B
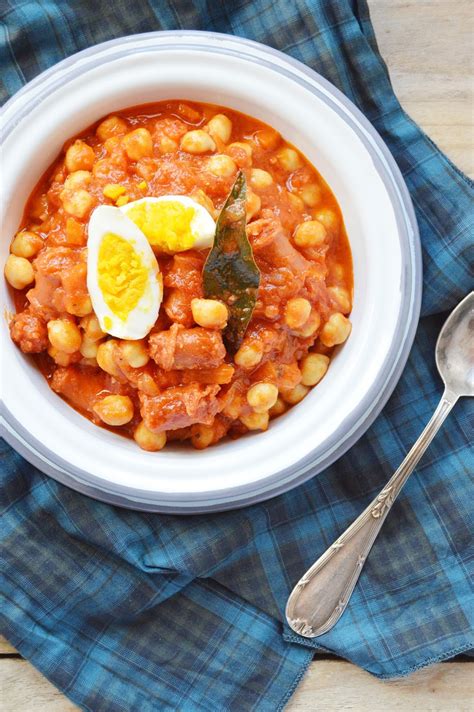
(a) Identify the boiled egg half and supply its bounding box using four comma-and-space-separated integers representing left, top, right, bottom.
87, 205, 162, 340
120, 195, 215, 253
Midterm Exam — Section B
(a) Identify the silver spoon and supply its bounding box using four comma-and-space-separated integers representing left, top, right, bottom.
286, 291, 473, 638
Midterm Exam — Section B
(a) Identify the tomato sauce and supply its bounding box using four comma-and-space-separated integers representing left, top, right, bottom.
7, 100, 353, 450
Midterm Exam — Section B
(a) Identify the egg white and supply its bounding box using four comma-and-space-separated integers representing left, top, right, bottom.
87, 205, 162, 340
120, 195, 216, 250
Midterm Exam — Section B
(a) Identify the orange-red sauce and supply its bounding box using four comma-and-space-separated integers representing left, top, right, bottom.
8, 100, 353, 450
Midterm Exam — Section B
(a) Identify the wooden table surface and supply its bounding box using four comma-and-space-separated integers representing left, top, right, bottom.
2, 2, 472, 710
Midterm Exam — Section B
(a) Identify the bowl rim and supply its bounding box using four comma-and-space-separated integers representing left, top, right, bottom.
0, 30, 422, 513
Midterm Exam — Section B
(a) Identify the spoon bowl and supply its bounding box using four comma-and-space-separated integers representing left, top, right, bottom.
436, 292, 474, 396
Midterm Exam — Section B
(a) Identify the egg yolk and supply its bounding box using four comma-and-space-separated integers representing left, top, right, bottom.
98, 233, 149, 321
126, 201, 196, 252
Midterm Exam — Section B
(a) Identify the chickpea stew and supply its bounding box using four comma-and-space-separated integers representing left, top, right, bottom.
6, 100, 353, 452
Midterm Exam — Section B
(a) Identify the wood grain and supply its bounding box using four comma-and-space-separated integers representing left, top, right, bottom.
369, 0, 474, 177
0, 636, 16, 655
1, 2, 473, 710
1, 659, 78, 712
288, 660, 474, 711
1, 657, 473, 712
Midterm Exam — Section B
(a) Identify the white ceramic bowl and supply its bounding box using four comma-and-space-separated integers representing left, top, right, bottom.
0, 32, 421, 513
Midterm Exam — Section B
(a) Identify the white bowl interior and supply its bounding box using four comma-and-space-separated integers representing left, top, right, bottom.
1, 44, 403, 497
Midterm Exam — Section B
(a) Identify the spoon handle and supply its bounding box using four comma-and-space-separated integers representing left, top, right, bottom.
285, 389, 458, 638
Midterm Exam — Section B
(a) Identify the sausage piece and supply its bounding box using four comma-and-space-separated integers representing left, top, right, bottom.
139, 384, 221, 432
247, 209, 311, 273
51, 365, 108, 414
149, 324, 226, 371
51, 365, 133, 417
10, 309, 48, 353
27, 246, 88, 316
163, 289, 195, 327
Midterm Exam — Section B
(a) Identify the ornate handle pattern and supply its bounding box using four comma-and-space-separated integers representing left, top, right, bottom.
286, 390, 457, 638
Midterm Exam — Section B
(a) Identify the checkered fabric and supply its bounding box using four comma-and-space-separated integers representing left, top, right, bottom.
1, 2, 473, 710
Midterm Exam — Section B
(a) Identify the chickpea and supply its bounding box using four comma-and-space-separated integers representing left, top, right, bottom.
122, 128, 153, 160
328, 286, 351, 314
4, 254, 35, 289
284, 297, 312, 330
134, 421, 166, 451
246, 190, 261, 220
226, 142, 252, 167
47, 319, 82, 354
234, 341, 263, 369
138, 373, 160, 396
96, 339, 122, 377
96, 115, 128, 141
64, 170, 91, 191
103, 137, 121, 154
191, 298, 228, 329
320, 313, 352, 347
250, 168, 273, 190
293, 220, 327, 248
300, 183, 321, 208
10, 231, 43, 259
229, 142, 252, 158
93, 395, 134, 426
80, 357, 98, 368
80, 314, 104, 341
60, 188, 94, 219
158, 136, 178, 154
287, 191, 305, 211
300, 353, 330, 386
66, 295, 92, 317
134, 157, 158, 182
281, 383, 309, 405
207, 154, 237, 177
253, 128, 280, 150
222, 392, 243, 420
80, 337, 100, 359
246, 382, 278, 413
191, 424, 215, 450
276, 147, 300, 171
47, 346, 76, 367
297, 311, 321, 338
330, 263, 345, 282
269, 397, 287, 418
206, 114, 232, 143
120, 339, 149, 368
240, 410, 269, 431
180, 130, 216, 154
92, 158, 110, 179
65, 140, 95, 172
264, 304, 279, 320
314, 208, 339, 232
190, 188, 216, 218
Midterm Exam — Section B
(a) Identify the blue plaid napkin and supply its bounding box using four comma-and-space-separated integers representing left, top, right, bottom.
1, 1, 473, 710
